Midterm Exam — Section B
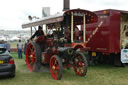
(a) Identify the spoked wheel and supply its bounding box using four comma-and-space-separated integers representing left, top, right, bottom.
73, 51, 88, 76
26, 41, 41, 72
50, 55, 63, 80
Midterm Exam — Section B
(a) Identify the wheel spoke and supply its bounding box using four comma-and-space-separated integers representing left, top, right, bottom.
79, 62, 84, 67
54, 59, 57, 65
55, 65, 60, 70
29, 61, 34, 66
29, 47, 33, 53
79, 67, 82, 74
53, 59, 56, 66
55, 70, 59, 77
32, 51, 36, 56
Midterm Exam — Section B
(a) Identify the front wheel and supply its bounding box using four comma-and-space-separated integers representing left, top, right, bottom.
73, 51, 88, 76
50, 55, 63, 80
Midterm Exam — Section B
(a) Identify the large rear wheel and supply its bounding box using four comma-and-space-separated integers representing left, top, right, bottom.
50, 55, 63, 80
26, 41, 41, 72
73, 51, 88, 76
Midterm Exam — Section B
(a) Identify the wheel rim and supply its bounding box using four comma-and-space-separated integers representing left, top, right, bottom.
73, 54, 86, 76
26, 43, 36, 72
50, 56, 60, 80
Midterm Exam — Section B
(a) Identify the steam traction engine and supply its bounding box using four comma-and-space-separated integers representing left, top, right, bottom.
22, 9, 97, 80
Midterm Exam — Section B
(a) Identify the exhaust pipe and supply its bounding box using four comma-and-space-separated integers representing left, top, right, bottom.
63, 0, 70, 11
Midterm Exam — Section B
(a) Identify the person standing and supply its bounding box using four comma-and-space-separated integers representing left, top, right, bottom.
5, 41, 11, 52
17, 40, 23, 59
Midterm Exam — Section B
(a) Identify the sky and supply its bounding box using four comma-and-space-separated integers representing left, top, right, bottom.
0, 0, 127, 30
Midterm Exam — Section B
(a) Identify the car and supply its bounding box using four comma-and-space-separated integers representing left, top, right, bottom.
0, 43, 16, 78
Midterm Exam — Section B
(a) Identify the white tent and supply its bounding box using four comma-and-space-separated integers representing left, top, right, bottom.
10, 36, 20, 41
0, 36, 6, 41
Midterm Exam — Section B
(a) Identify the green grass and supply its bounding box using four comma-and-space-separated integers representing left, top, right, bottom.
0, 53, 128, 85
11, 52, 25, 59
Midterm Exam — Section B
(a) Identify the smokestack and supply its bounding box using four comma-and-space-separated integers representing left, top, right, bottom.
42, 7, 50, 17
63, 0, 70, 11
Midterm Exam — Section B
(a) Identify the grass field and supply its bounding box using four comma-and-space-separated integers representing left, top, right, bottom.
0, 53, 128, 85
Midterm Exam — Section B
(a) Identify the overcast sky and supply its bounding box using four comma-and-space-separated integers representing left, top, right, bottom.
0, 0, 127, 30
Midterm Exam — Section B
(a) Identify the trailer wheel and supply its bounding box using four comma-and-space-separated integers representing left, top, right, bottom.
122, 63, 128, 67
50, 55, 63, 80
73, 51, 88, 76
26, 41, 41, 72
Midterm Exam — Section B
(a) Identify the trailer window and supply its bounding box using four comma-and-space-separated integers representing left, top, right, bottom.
99, 15, 108, 19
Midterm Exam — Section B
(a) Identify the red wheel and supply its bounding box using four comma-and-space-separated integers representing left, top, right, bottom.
26, 41, 41, 72
73, 51, 88, 76
50, 55, 63, 80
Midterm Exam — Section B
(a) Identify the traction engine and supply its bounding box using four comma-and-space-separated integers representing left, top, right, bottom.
22, 9, 97, 80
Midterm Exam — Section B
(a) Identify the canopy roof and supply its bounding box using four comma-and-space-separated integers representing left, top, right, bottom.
22, 9, 98, 28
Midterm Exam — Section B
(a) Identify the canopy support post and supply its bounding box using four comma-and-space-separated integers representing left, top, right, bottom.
30, 27, 32, 36
71, 12, 74, 43
83, 14, 86, 43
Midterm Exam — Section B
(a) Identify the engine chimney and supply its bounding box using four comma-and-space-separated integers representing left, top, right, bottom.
63, 0, 70, 11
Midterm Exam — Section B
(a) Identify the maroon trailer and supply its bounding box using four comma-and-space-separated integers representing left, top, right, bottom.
83, 9, 128, 66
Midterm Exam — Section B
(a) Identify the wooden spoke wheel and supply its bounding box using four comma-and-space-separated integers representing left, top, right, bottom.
50, 55, 63, 80
73, 51, 88, 76
26, 41, 41, 72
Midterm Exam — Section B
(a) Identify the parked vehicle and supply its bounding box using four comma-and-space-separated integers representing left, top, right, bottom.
84, 9, 128, 66
0, 43, 16, 78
